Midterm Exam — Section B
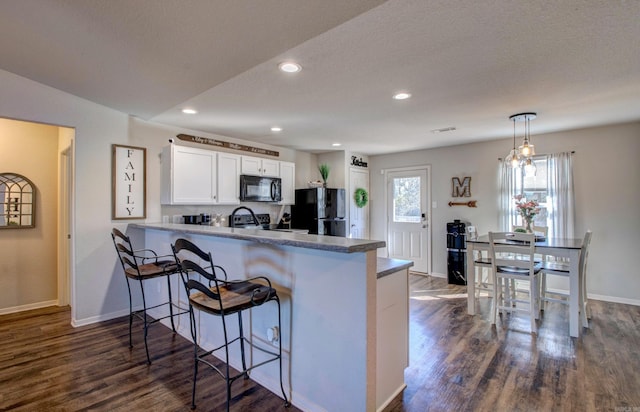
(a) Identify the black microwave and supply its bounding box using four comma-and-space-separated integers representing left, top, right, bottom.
240, 175, 282, 202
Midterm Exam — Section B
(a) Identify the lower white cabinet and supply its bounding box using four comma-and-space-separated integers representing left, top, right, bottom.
161, 145, 240, 205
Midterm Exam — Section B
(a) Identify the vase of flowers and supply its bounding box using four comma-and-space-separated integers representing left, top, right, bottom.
514, 194, 540, 233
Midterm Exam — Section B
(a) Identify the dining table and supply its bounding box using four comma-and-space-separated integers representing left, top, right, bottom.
466, 234, 585, 337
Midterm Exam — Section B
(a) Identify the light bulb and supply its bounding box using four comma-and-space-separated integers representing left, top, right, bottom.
524, 158, 537, 177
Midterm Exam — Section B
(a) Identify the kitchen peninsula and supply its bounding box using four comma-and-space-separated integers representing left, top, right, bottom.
128, 222, 411, 412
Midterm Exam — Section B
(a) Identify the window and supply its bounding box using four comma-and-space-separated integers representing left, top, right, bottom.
513, 157, 548, 228
392, 176, 421, 223
500, 152, 575, 239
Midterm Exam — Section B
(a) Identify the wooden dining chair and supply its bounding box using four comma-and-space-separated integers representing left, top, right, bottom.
171, 238, 289, 411
509, 225, 548, 301
540, 230, 593, 328
489, 231, 542, 334
469, 226, 493, 299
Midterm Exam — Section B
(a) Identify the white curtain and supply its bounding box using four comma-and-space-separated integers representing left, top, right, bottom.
498, 160, 516, 231
547, 152, 575, 239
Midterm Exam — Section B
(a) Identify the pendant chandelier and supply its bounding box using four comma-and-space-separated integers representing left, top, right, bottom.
507, 112, 537, 176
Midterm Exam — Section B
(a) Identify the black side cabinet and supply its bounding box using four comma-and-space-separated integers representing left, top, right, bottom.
446, 220, 467, 285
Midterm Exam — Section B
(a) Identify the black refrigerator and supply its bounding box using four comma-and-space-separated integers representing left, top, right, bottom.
291, 188, 346, 236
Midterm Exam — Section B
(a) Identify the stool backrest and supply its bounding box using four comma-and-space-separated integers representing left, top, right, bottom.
172, 238, 227, 302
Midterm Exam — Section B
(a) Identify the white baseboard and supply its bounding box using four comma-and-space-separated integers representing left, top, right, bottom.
544, 287, 640, 306
586, 292, 639, 306
71, 307, 133, 327
409, 271, 447, 279
0, 300, 58, 315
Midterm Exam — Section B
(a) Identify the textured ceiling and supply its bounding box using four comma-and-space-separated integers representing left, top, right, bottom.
1, 0, 639, 155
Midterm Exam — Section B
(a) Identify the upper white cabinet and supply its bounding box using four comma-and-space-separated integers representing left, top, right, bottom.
241, 156, 279, 177
279, 161, 296, 205
161, 145, 240, 205
216, 152, 241, 204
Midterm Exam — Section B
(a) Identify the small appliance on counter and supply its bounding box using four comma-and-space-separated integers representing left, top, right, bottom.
181, 213, 224, 225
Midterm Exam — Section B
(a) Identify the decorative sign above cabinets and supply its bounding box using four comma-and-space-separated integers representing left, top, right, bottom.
112, 144, 146, 219
176, 133, 279, 157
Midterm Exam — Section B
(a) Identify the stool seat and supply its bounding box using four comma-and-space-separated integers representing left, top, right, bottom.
189, 281, 277, 315
123, 261, 178, 279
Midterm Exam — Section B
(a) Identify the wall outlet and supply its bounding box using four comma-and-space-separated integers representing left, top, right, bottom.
267, 326, 279, 342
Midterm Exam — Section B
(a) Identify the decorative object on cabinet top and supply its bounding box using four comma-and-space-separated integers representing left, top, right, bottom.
176, 133, 279, 157
318, 163, 330, 187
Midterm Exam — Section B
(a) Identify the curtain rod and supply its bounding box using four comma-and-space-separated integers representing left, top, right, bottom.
497, 150, 575, 161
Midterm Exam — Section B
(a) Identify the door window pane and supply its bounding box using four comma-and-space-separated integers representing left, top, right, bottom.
393, 177, 421, 222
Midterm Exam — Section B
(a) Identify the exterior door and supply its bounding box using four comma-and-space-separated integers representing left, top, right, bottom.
387, 167, 430, 273
349, 168, 369, 238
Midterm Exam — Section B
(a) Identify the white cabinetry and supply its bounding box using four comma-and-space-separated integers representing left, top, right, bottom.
216, 152, 241, 204
161, 145, 240, 205
279, 161, 295, 205
241, 156, 279, 177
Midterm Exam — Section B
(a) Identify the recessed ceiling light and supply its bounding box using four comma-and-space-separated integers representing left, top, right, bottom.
332, 143, 342, 147
278, 61, 302, 73
270, 126, 282, 132
182, 108, 197, 114
393, 92, 411, 100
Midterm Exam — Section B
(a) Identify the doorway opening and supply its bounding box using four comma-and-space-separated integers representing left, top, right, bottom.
0, 117, 74, 316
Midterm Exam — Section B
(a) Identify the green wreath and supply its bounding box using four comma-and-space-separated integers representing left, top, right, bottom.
354, 188, 368, 208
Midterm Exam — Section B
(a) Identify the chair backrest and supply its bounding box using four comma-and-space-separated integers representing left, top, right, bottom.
580, 230, 593, 278
489, 232, 538, 276
172, 238, 225, 301
111, 227, 140, 276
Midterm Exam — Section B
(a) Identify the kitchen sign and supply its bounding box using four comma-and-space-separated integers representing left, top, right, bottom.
351, 156, 368, 168
112, 144, 146, 219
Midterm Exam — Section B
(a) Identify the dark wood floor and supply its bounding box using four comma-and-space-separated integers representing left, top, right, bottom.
382, 274, 640, 412
0, 306, 298, 412
1, 275, 639, 411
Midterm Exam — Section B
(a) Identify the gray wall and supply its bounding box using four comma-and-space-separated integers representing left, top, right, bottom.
369, 121, 640, 304
1, 64, 638, 324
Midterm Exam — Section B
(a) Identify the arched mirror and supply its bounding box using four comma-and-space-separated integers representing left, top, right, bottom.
0, 173, 36, 229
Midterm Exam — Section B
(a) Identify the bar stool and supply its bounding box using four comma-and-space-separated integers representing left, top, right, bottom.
172, 238, 289, 411
111, 228, 188, 364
